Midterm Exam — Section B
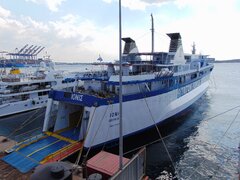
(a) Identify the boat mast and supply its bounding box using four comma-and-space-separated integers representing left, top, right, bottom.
151, 14, 154, 54
118, 0, 123, 170
192, 42, 196, 55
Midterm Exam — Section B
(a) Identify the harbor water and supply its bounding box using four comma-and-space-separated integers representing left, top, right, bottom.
147, 63, 240, 179
0, 63, 240, 179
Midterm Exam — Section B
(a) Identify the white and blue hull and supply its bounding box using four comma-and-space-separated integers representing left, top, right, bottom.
42, 32, 214, 150
81, 75, 210, 148
0, 95, 48, 118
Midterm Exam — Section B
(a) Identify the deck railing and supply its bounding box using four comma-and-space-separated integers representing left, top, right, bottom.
110, 147, 146, 180
5, 127, 43, 153
41, 142, 83, 164
14, 127, 42, 143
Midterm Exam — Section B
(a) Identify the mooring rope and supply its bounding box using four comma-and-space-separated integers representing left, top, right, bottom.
73, 106, 97, 168
137, 84, 178, 177
6, 107, 45, 139
186, 108, 240, 179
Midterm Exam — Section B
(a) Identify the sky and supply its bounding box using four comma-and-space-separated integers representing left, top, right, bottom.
0, 0, 240, 62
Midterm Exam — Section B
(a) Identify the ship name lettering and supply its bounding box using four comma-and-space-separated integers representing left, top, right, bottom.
71, 94, 83, 101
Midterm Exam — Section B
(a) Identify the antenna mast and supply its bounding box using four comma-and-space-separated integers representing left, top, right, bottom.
151, 14, 154, 54
192, 42, 196, 55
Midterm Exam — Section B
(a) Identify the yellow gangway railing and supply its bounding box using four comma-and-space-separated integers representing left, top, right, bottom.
14, 134, 47, 151
45, 131, 77, 144
40, 141, 83, 164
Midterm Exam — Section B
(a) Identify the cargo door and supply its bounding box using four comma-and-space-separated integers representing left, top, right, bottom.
69, 106, 84, 128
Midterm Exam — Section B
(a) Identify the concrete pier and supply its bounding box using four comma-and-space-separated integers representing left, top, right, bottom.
0, 136, 16, 154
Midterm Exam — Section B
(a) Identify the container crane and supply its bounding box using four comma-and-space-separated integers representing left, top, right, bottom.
33, 47, 45, 56
17, 44, 28, 54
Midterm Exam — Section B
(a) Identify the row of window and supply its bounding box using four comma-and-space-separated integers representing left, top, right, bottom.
24, 100, 48, 107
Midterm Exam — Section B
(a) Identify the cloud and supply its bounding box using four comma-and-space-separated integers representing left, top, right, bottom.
49, 14, 119, 61
155, 0, 240, 60
0, 6, 11, 17
25, 0, 66, 12
50, 14, 95, 40
25, 17, 50, 32
101, 0, 240, 60
0, 5, 119, 62
102, 0, 173, 10
0, 6, 25, 31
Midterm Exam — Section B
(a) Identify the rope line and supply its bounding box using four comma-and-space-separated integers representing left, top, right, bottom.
187, 108, 240, 179
84, 104, 110, 160
135, 31, 151, 41
101, 124, 111, 152
210, 151, 236, 179
121, 103, 240, 172
73, 107, 97, 168
6, 107, 45, 139
101, 104, 114, 151
143, 96, 177, 175
137, 84, 177, 177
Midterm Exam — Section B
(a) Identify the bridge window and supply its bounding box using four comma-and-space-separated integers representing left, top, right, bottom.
191, 73, 197, 79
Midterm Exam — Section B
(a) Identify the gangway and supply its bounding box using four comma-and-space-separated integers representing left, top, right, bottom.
1, 128, 83, 173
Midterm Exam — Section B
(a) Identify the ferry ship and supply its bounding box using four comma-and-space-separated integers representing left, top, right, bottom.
0, 62, 77, 118
0, 31, 214, 174
43, 33, 214, 149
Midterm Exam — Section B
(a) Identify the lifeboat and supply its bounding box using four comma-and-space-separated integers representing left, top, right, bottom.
9, 67, 21, 75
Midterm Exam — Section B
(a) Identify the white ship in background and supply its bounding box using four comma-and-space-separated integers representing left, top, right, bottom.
0, 62, 77, 118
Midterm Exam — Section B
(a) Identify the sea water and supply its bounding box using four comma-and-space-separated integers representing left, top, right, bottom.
147, 63, 240, 179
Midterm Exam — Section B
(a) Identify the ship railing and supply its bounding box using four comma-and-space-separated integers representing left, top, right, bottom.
1, 77, 21, 82
14, 127, 43, 144
0, 103, 10, 107
30, 76, 46, 80
5, 127, 43, 153
1, 86, 50, 95
1, 97, 22, 103
110, 147, 146, 180
76, 86, 116, 99
41, 141, 83, 164
80, 71, 109, 80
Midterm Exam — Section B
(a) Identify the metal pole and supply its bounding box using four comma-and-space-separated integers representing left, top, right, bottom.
151, 14, 154, 54
119, 0, 123, 171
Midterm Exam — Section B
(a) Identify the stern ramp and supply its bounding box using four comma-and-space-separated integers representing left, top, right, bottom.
1, 128, 82, 173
